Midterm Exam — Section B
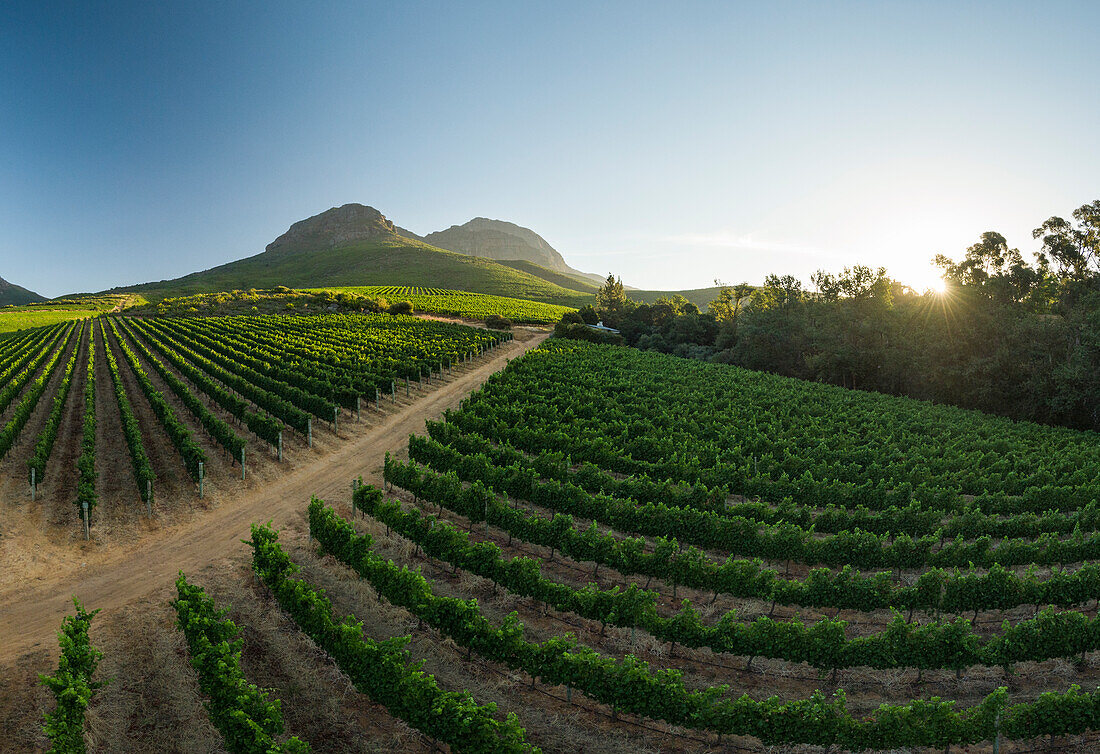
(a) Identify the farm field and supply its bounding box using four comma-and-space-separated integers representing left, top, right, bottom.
6, 333, 1100, 752
310, 285, 578, 323
0, 323, 545, 753
365, 339, 1100, 751
0, 294, 147, 333
0, 312, 510, 560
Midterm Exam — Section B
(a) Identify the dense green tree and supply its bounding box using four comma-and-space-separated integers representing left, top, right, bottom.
1033, 200, 1100, 279
557, 202, 1100, 431
595, 273, 627, 312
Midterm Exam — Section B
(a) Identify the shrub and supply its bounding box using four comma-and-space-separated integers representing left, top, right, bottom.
552, 321, 623, 345
485, 314, 513, 330
389, 301, 414, 315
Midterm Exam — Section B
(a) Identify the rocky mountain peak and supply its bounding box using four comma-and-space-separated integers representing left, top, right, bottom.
424, 217, 569, 272
265, 204, 397, 253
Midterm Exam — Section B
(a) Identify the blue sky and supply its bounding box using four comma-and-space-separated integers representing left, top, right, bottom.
2, 1, 1098, 297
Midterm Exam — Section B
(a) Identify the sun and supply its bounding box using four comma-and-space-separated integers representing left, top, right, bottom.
907, 266, 948, 295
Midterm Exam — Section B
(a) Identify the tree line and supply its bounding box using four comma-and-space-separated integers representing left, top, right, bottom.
563, 200, 1100, 431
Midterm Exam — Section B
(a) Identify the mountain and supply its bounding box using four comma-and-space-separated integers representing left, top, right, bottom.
114, 204, 592, 305
0, 276, 46, 306
494, 260, 600, 293
423, 218, 606, 286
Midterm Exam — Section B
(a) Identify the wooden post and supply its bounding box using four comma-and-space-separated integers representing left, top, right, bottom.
405, 376, 410, 396
82, 501, 90, 540
391, 380, 396, 403
333, 406, 339, 434
307, 418, 312, 448
199, 461, 204, 499
375, 388, 380, 409
241, 448, 246, 480
30, 467, 35, 502
277, 432, 283, 462
356, 396, 361, 421
146, 480, 152, 516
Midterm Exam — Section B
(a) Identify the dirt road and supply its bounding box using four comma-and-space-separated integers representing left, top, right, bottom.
0, 332, 546, 663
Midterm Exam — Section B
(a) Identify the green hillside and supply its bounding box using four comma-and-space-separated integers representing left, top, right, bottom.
629, 286, 725, 310
0, 293, 142, 333
495, 259, 600, 293
113, 237, 593, 306
0, 276, 46, 306
310, 285, 574, 323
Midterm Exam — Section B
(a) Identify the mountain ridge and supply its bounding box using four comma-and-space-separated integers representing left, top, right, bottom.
0, 276, 46, 306
108, 204, 591, 305
106, 204, 604, 304
423, 217, 605, 285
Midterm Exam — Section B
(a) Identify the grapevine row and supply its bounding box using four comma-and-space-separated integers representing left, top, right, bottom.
428, 419, 1100, 543
248, 523, 539, 753
159, 317, 361, 410
384, 456, 1100, 618
173, 574, 310, 753
28, 322, 84, 484
0, 322, 74, 462
100, 320, 154, 502
0, 323, 69, 419
409, 433, 1100, 572
38, 599, 106, 754
108, 319, 208, 480
141, 317, 338, 422
355, 485, 1100, 674
450, 341, 1098, 513
308, 499, 1100, 751
114, 317, 276, 449
127, 317, 308, 436
75, 336, 96, 514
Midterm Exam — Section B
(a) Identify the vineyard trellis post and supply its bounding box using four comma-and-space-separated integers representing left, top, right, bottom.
82, 500, 89, 540
146, 480, 152, 516
356, 396, 361, 421
993, 709, 1002, 754
307, 419, 312, 448
391, 380, 396, 403
406, 376, 410, 396
241, 448, 246, 480
277, 432, 283, 462
333, 406, 338, 434
375, 388, 380, 409
199, 461, 204, 498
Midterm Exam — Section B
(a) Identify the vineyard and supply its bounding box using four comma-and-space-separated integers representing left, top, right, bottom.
312, 285, 579, 323
0, 312, 509, 541
348, 338, 1100, 751
11, 330, 1100, 753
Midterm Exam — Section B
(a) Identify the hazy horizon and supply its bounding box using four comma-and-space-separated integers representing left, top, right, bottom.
2, 1, 1098, 298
